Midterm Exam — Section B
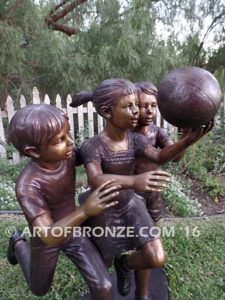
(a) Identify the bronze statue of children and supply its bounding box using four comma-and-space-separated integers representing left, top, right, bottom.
6, 104, 121, 299
70, 78, 211, 299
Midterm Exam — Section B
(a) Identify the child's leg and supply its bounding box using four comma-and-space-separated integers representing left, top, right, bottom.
115, 238, 165, 297
125, 239, 165, 270
133, 192, 163, 299
14, 239, 31, 284
14, 236, 59, 296
145, 191, 163, 223
63, 235, 113, 300
135, 269, 151, 300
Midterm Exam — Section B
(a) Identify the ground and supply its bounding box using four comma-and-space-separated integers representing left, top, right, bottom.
190, 177, 225, 216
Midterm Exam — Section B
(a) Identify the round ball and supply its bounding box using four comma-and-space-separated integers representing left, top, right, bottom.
157, 66, 223, 128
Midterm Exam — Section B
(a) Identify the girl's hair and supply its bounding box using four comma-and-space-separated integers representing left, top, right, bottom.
70, 78, 138, 115
135, 81, 158, 96
8, 104, 68, 156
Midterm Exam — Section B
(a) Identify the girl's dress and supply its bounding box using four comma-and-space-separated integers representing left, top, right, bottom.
81, 131, 158, 265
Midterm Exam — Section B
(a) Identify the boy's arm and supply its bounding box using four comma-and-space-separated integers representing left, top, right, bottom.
31, 181, 120, 246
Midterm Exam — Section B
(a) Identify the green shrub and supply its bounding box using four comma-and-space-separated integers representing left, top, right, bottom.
173, 132, 225, 197
162, 175, 202, 217
0, 178, 20, 210
0, 158, 27, 181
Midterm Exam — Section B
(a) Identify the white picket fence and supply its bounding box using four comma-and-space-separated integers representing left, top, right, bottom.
3, 86, 223, 165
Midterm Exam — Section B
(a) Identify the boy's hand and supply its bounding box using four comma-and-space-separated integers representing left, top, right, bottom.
134, 170, 171, 192
83, 180, 120, 217
183, 119, 214, 145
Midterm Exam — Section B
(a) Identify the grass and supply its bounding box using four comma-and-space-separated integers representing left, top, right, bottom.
0, 216, 225, 299
163, 217, 225, 300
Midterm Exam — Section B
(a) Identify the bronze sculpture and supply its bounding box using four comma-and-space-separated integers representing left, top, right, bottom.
6, 104, 121, 299
70, 78, 211, 299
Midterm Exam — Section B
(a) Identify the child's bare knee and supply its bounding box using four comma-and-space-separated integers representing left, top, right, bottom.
143, 239, 165, 268
151, 250, 165, 267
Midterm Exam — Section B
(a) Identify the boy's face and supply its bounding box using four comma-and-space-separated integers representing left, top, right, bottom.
138, 92, 157, 126
38, 121, 73, 163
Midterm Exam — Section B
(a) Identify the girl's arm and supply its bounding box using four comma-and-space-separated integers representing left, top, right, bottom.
85, 160, 171, 193
143, 122, 213, 165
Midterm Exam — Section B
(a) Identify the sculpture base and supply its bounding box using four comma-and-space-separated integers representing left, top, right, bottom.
79, 267, 168, 300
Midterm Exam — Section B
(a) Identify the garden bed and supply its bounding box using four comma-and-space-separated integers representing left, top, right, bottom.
190, 176, 225, 216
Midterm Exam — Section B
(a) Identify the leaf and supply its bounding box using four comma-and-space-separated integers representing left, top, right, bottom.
214, 197, 219, 203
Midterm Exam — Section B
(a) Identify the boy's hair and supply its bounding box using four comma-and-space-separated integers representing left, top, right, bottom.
135, 81, 158, 97
8, 104, 68, 156
70, 78, 139, 116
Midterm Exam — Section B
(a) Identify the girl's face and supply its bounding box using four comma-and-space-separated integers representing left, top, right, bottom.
138, 92, 157, 126
38, 120, 74, 163
110, 93, 139, 130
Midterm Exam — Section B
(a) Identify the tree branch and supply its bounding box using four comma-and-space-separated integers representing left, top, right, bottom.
50, 0, 87, 22
47, 22, 78, 36
45, 0, 88, 35
48, 0, 68, 16
191, 10, 225, 65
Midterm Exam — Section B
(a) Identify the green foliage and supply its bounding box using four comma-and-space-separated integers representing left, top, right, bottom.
180, 133, 225, 197
1, 0, 225, 105
162, 175, 202, 217
0, 159, 26, 210
74, 122, 90, 147
0, 158, 27, 181
0, 177, 19, 210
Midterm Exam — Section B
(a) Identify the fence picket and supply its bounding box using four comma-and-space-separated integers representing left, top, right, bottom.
97, 114, 104, 134
0, 108, 7, 158
55, 94, 62, 110
156, 107, 161, 127
20, 95, 26, 108
87, 102, 94, 137
66, 95, 75, 139
223, 96, 225, 118
32, 87, 41, 104
44, 94, 51, 105
77, 105, 85, 142
6, 96, 20, 164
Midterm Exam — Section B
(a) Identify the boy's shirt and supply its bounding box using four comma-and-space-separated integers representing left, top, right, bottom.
134, 124, 172, 174
16, 151, 77, 226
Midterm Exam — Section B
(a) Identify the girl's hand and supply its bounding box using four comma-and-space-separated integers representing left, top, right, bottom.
83, 180, 121, 217
177, 128, 190, 139
133, 170, 171, 192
